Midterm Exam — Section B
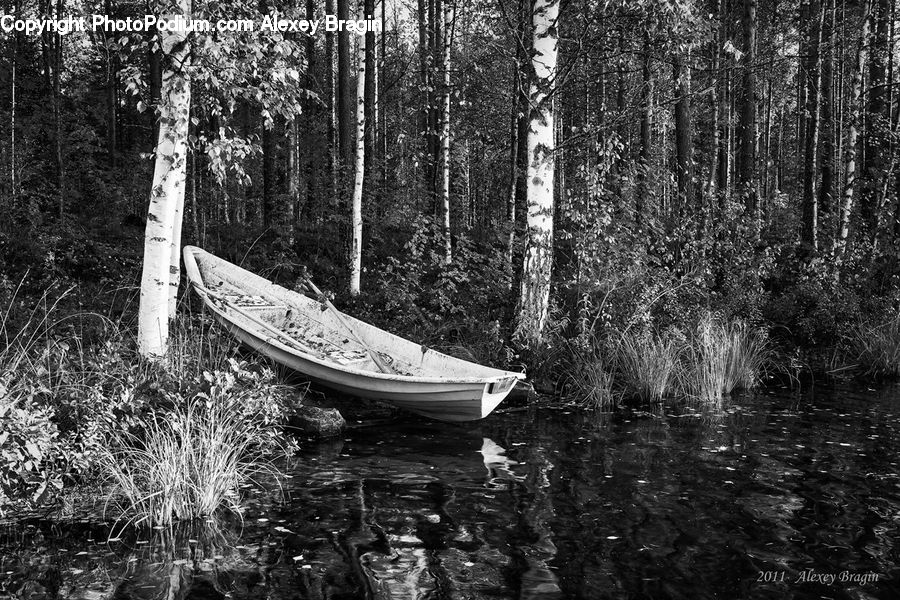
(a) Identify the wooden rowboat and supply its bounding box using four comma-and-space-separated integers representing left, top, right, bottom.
182, 246, 525, 421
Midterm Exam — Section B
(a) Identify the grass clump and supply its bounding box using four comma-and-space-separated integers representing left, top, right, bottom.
102, 384, 285, 528
615, 331, 680, 403
679, 314, 769, 404
850, 317, 900, 378
562, 337, 619, 409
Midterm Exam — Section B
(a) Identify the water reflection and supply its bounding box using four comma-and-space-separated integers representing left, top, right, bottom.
4, 387, 900, 599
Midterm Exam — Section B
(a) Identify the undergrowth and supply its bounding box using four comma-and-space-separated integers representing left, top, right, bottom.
0, 281, 298, 521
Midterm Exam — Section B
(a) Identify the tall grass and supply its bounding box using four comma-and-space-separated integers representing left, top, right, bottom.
615, 332, 680, 402
562, 337, 618, 409
679, 314, 769, 404
102, 388, 283, 528
851, 317, 900, 377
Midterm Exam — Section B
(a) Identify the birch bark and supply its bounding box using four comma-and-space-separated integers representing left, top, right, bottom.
138, 0, 192, 358
514, 0, 559, 346
350, 4, 367, 296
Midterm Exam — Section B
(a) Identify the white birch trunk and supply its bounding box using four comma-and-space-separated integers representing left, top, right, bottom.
350, 9, 367, 297
168, 189, 184, 320
514, 0, 559, 346
835, 0, 872, 259
440, 2, 453, 264
138, 1, 192, 358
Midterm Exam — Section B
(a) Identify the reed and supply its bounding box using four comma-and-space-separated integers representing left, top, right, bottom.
679, 314, 769, 404
851, 317, 900, 377
102, 388, 283, 528
615, 331, 680, 402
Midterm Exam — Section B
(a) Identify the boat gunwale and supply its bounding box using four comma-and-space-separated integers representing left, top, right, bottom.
183, 246, 526, 386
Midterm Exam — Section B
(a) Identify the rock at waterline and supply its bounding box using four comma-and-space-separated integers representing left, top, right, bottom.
289, 406, 346, 438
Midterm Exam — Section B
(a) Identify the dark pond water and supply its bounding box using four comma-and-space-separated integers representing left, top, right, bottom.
3, 386, 900, 599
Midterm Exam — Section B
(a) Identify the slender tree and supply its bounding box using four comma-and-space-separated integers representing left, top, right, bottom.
736, 0, 757, 222
862, 0, 891, 233
439, 0, 453, 263
819, 0, 836, 219
673, 55, 694, 209
637, 32, 652, 226
836, 0, 873, 259
515, 0, 559, 346
350, 1, 367, 296
337, 0, 353, 168
801, 0, 824, 251
138, 0, 192, 358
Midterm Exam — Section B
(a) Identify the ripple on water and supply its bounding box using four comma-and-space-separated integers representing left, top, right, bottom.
3, 386, 900, 599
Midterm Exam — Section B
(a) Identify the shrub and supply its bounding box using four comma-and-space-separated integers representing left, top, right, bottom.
0, 399, 62, 506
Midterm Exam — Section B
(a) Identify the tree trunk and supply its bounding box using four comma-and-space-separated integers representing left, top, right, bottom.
819, 0, 836, 219
737, 0, 757, 223
364, 0, 376, 180
801, 0, 824, 252
8, 0, 16, 196
862, 0, 890, 233
637, 33, 652, 227
288, 119, 300, 219
104, 0, 117, 170
835, 0, 873, 258
350, 6, 367, 297
337, 0, 353, 168
762, 78, 773, 208
380, 0, 388, 190
262, 119, 277, 228
709, 0, 723, 198
514, 0, 559, 347
417, 0, 432, 204
325, 0, 337, 201
305, 0, 319, 222
138, 0, 192, 358
439, 0, 453, 264
148, 28, 162, 145
798, 0, 809, 180
507, 59, 521, 267
673, 55, 694, 209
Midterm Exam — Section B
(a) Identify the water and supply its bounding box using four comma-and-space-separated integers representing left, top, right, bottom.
3, 386, 900, 599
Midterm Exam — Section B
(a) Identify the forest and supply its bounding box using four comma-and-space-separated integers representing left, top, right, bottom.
3, 0, 900, 523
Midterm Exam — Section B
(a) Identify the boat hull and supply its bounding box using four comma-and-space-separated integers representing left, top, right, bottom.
183, 246, 524, 422
220, 316, 510, 421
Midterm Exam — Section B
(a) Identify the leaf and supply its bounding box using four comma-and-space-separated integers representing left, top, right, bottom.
25, 441, 42, 460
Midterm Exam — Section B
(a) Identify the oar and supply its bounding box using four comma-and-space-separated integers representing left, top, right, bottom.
302, 277, 396, 375
192, 283, 326, 359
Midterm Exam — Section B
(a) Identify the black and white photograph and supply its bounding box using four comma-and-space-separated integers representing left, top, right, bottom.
1, 0, 900, 597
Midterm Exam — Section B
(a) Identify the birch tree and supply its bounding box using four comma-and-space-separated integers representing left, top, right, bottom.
514, 0, 559, 346
439, 0, 453, 264
350, 2, 367, 297
138, 0, 192, 358
835, 0, 873, 259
